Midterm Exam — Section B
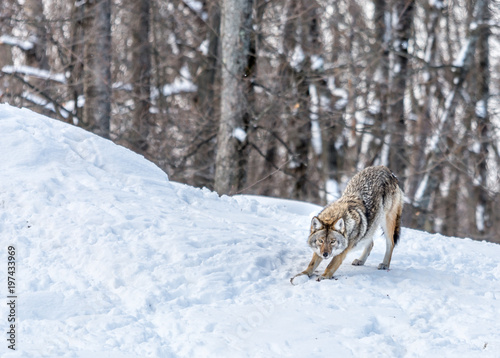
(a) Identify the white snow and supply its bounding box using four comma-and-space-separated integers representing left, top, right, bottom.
476, 204, 485, 232
1, 104, 500, 357
182, 0, 207, 20
380, 133, 391, 167
326, 179, 341, 202
2, 65, 66, 83
159, 65, 197, 98
63, 95, 86, 112
198, 39, 209, 56
328, 86, 349, 110
369, 99, 381, 115
0, 35, 34, 51
290, 45, 305, 70
114, 70, 197, 100
429, 0, 445, 9
453, 39, 471, 68
476, 99, 487, 118
168, 33, 180, 56
183, 0, 203, 13
393, 62, 401, 74
310, 118, 322, 155
414, 171, 429, 204
232, 127, 247, 142
112, 82, 133, 91
21, 91, 72, 119
310, 55, 324, 71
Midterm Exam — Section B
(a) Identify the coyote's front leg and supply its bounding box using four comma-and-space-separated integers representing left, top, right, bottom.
290, 253, 322, 284
317, 248, 351, 281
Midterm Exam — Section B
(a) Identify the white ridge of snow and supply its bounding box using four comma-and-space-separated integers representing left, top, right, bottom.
1, 104, 500, 357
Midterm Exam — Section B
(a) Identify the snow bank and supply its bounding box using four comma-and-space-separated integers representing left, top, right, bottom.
1, 104, 499, 357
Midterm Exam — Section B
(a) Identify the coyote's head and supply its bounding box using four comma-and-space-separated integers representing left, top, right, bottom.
307, 216, 348, 260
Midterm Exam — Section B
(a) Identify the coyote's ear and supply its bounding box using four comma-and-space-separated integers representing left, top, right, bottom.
311, 216, 323, 231
334, 218, 345, 232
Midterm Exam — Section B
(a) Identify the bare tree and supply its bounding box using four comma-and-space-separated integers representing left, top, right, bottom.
403, 0, 442, 228
472, 0, 493, 238
24, 0, 48, 70
67, 0, 85, 121
192, 0, 221, 189
413, 0, 488, 221
82, 0, 112, 138
125, 0, 152, 152
214, 0, 253, 194
388, 0, 414, 177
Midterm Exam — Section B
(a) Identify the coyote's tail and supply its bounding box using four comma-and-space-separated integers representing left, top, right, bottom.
393, 189, 403, 246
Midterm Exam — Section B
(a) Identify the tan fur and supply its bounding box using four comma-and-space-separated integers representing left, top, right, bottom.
291, 166, 404, 284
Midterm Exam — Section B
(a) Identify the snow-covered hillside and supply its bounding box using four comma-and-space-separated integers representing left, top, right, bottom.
1, 104, 499, 357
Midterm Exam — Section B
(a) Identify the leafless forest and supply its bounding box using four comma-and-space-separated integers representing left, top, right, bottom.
1, 0, 499, 242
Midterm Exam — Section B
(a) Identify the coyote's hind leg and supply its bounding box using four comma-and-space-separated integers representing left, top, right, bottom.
379, 200, 402, 270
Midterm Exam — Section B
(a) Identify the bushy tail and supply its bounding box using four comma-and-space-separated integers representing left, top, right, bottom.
393, 189, 403, 246
393, 209, 401, 246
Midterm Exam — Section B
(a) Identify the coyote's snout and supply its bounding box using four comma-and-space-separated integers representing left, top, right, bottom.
291, 166, 403, 283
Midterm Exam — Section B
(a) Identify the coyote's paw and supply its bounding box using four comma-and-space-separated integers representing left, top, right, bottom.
352, 259, 365, 266
378, 263, 390, 270
316, 273, 333, 281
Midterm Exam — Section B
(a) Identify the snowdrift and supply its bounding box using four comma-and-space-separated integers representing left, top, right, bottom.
1, 104, 499, 357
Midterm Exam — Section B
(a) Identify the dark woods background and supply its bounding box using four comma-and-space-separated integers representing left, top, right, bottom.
1, 0, 499, 242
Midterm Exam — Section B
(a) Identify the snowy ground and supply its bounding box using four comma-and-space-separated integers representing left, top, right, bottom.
1, 104, 500, 357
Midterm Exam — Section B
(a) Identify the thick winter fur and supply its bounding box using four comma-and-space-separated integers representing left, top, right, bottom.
291, 166, 403, 283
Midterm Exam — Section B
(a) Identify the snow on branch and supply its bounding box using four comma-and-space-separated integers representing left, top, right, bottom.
232, 127, 247, 143
2, 65, 66, 84
0, 35, 34, 51
182, 0, 207, 21
152, 65, 197, 98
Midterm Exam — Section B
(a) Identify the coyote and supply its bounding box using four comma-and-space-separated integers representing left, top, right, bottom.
291, 166, 403, 283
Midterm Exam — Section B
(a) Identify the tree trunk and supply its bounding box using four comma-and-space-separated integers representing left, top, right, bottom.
68, 0, 85, 121
192, 1, 221, 189
389, 0, 414, 179
25, 0, 48, 70
82, 0, 112, 138
214, 0, 253, 195
129, 0, 151, 152
473, 0, 491, 238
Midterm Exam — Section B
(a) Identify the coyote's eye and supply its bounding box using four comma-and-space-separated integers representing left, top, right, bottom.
317, 239, 324, 244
